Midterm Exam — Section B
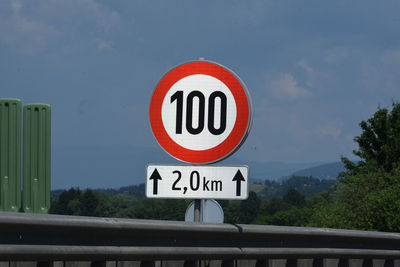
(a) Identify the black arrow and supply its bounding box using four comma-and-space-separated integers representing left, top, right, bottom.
232, 170, 246, 196
149, 169, 162, 195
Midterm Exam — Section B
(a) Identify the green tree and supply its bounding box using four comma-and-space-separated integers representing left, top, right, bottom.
342, 102, 400, 174
81, 189, 99, 216
109, 194, 137, 218
283, 188, 305, 208
50, 188, 82, 215
94, 192, 112, 217
311, 102, 400, 232
159, 199, 187, 221
224, 201, 241, 224
239, 191, 261, 224
134, 198, 165, 219
259, 198, 290, 216
255, 207, 312, 226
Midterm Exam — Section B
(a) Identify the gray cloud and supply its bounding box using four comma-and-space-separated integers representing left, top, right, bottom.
268, 73, 312, 101
0, 0, 120, 54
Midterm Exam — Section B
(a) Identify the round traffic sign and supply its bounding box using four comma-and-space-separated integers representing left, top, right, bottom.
149, 60, 252, 164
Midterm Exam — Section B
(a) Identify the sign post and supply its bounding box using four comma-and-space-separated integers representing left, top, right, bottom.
148, 59, 252, 222
194, 200, 201, 222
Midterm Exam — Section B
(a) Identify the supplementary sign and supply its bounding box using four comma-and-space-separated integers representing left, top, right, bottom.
146, 165, 249, 200
149, 60, 252, 164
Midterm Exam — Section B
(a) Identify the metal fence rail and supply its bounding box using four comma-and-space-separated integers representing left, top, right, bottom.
0, 212, 399, 267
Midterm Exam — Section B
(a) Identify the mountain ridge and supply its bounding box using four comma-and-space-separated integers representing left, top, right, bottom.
52, 145, 343, 189
290, 161, 345, 179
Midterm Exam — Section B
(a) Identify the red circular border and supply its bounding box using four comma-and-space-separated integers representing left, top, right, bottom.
149, 61, 250, 164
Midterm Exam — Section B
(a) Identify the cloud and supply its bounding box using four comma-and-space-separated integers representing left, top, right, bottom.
360, 49, 400, 94
0, 0, 58, 53
268, 73, 311, 100
0, 0, 120, 54
381, 49, 400, 65
324, 47, 349, 63
317, 120, 342, 138
95, 38, 113, 52
318, 126, 341, 138
298, 60, 316, 87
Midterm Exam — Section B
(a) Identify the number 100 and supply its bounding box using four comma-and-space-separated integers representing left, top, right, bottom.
170, 90, 227, 135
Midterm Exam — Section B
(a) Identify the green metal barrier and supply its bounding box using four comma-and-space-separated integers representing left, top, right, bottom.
0, 98, 22, 212
23, 103, 51, 213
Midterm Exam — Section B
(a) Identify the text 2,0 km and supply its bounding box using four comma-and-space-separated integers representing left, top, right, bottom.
171, 170, 222, 194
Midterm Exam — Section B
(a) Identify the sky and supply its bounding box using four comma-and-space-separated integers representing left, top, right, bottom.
1, 0, 400, 188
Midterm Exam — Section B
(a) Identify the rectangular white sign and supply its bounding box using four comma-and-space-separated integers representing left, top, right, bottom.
146, 165, 249, 200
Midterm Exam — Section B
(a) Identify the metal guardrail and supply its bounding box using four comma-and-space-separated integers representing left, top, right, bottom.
0, 212, 399, 267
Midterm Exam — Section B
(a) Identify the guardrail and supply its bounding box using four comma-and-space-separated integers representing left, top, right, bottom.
0, 212, 399, 267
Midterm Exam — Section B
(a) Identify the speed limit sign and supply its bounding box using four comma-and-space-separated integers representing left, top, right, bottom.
149, 60, 252, 164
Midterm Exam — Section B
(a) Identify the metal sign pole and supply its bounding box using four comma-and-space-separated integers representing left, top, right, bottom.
194, 199, 201, 222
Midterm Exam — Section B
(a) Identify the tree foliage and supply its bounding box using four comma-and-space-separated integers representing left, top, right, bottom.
50, 186, 321, 227
342, 102, 400, 174
50, 173, 338, 228
311, 102, 400, 232
283, 188, 305, 207
259, 176, 335, 199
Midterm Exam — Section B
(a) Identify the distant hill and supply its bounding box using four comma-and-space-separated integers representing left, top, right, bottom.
52, 174, 335, 202
52, 145, 326, 189
99, 183, 145, 199
258, 175, 336, 200
290, 161, 346, 179
223, 158, 324, 181
52, 146, 177, 189
51, 183, 146, 199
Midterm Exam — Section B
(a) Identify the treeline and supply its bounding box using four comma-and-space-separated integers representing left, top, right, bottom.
259, 176, 335, 199
50, 175, 335, 203
50, 188, 188, 220
49, 175, 335, 226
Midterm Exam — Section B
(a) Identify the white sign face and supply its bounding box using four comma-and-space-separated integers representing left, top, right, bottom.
146, 165, 249, 200
161, 74, 237, 151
